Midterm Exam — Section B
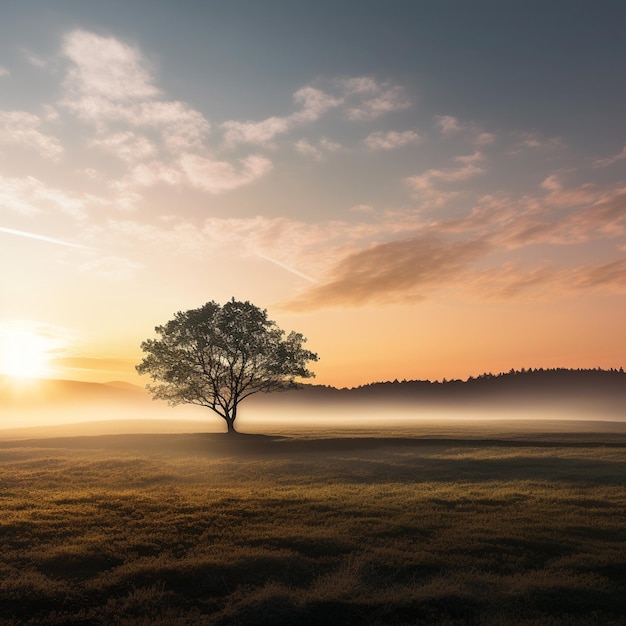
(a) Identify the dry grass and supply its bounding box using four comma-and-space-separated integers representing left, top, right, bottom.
0, 431, 625, 625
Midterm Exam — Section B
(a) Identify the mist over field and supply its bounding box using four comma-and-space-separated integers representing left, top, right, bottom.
2, 370, 625, 440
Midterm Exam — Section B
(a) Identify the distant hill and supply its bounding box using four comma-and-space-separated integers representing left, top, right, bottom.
0, 376, 150, 409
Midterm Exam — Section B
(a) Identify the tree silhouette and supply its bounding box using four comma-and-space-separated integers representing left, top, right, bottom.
136, 299, 318, 433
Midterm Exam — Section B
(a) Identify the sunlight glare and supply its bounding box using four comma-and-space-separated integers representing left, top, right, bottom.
0, 328, 53, 378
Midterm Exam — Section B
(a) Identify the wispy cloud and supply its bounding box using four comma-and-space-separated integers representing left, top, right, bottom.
91, 131, 156, 162
221, 116, 291, 147
294, 137, 341, 159
434, 115, 461, 134
179, 153, 273, 193
469, 256, 626, 300
0, 110, 63, 160
406, 151, 485, 206
434, 115, 495, 147
0, 66, 9, 77
594, 145, 626, 168
283, 235, 490, 310
365, 130, 420, 150
469, 263, 559, 299
291, 86, 343, 123
0, 175, 90, 219
294, 138, 322, 159
278, 165, 626, 311
343, 78, 411, 121
114, 152, 273, 199
429, 177, 625, 250
571, 257, 626, 290
20, 48, 50, 69
509, 132, 563, 153
222, 76, 411, 145
221, 86, 342, 147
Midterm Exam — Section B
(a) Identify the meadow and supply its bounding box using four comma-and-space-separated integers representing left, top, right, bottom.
0, 427, 625, 625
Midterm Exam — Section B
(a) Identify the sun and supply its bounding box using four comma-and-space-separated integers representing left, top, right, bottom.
0, 327, 53, 378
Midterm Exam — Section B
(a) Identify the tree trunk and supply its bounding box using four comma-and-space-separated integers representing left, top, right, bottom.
225, 417, 237, 434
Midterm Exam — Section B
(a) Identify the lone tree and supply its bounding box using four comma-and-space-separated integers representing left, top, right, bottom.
136, 299, 318, 433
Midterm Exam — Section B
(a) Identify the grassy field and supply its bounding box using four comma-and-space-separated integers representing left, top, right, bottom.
0, 428, 625, 625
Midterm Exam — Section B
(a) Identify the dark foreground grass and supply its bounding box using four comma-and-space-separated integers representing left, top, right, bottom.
0, 431, 625, 625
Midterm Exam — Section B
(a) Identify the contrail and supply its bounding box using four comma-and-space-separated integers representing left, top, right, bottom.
0, 226, 85, 248
256, 253, 317, 283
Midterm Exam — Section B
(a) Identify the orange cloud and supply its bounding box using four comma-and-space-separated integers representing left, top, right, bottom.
282, 235, 490, 310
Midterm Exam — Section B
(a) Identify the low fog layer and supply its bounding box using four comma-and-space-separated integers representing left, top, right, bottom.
1, 370, 624, 439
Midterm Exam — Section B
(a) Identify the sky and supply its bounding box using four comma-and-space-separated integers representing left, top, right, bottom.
0, 0, 625, 388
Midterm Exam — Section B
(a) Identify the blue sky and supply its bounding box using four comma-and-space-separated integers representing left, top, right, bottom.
1, 1, 625, 386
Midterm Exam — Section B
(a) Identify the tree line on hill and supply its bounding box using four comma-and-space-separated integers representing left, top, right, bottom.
286, 368, 626, 406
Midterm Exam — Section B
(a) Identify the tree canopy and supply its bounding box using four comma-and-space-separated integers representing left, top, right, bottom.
136, 299, 318, 433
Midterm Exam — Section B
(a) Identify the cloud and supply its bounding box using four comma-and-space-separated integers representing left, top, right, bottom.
62, 30, 159, 103
60, 30, 210, 151
221, 116, 291, 147
42, 105, 60, 122
344, 79, 411, 121
294, 137, 341, 159
469, 256, 626, 300
594, 145, 626, 168
340, 77, 379, 95
408, 152, 485, 189
469, 263, 559, 299
283, 235, 490, 310
0, 175, 90, 219
480, 186, 626, 249
109, 150, 272, 199
291, 86, 343, 122
425, 178, 625, 252
0, 66, 9, 77
434, 115, 496, 147
434, 115, 461, 134
571, 257, 626, 291
59, 29, 276, 196
538, 174, 597, 209
221, 86, 342, 147
120, 101, 210, 151
430, 198, 516, 234
191, 213, 425, 281
20, 48, 50, 69
560, 190, 626, 239
365, 130, 420, 150
115, 161, 183, 190
509, 132, 563, 152
475, 132, 496, 145
179, 153, 272, 193
294, 139, 322, 159
0, 110, 63, 160
91, 131, 157, 162
406, 152, 485, 206
220, 76, 410, 148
